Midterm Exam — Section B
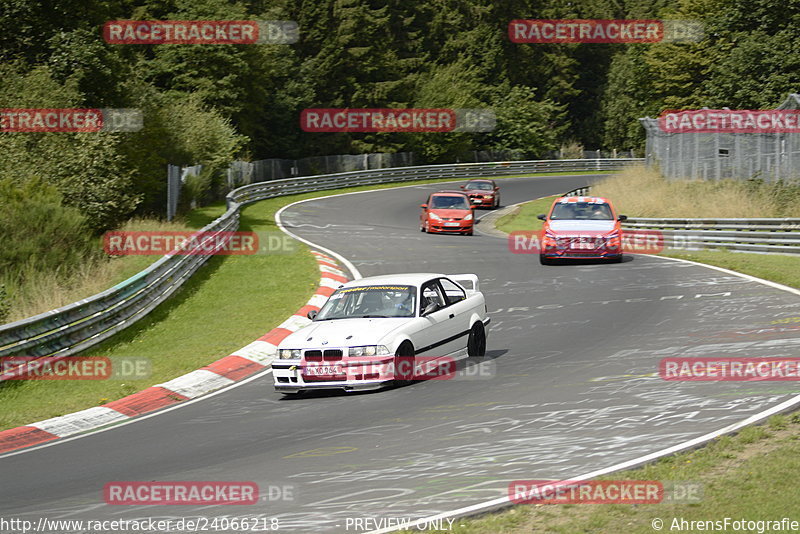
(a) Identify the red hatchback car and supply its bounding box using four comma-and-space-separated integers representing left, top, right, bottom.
420, 191, 475, 235
537, 196, 627, 264
460, 179, 500, 208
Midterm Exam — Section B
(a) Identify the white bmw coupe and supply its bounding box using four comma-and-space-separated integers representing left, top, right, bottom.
272, 273, 490, 394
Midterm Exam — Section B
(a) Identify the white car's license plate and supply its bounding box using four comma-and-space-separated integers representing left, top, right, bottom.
304, 365, 343, 376
444, 222, 460, 227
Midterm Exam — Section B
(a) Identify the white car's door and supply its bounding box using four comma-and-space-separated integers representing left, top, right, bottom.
438, 277, 475, 336
413, 279, 464, 359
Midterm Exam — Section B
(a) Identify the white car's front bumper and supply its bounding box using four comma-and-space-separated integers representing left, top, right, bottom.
272, 354, 395, 392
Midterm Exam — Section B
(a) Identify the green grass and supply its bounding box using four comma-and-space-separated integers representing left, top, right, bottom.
405, 415, 800, 533
1, 170, 595, 430
495, 195, 559, 234
660, 249, 800, 289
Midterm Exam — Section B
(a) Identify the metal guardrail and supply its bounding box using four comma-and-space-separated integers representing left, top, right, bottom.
560, 184, 800, 255
226, 159, 642, 208
0, 158, 640, 374
623, 218, 800, 255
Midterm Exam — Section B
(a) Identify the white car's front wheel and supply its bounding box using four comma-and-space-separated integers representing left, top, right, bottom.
393, 342, 415, 385
467, 322, 486, 357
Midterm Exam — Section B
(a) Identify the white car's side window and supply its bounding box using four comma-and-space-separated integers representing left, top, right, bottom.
420, 282, 446, 313
439, 278, 466, 304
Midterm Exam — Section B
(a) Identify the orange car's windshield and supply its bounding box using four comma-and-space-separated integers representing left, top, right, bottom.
431, 196, 470, 209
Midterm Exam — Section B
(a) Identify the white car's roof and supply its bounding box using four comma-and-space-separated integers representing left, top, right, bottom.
339, 273, 446, 288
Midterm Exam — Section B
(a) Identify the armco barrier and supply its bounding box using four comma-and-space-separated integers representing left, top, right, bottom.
561, 185, 800, 255
0, 158, 640, 376
623, 218, 800, 255
564, 185, 800, 254
226, 158, 640, 208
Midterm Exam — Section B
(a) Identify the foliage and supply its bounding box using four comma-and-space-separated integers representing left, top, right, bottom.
0, 177, 101, 291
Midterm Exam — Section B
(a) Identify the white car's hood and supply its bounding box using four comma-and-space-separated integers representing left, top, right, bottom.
549, 220, 616, 234
280, 317, 410, 348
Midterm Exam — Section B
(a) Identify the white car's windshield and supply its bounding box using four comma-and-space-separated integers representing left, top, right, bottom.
550, 202, 614, 220
315, 285, 416, 320
430, 195, 470, 209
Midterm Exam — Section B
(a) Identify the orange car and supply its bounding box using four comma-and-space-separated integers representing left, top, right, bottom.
460, 179, 500, 208
537, 196, 627, 264
420, 191, 475, 235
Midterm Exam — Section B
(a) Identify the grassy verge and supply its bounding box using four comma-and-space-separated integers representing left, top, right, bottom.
405, 415, 800, 533
494, 195, 559, 234
591, 165, 800, 218
660, 250, 800, 289
1, 170, 595, 430
5, 210, 227, 322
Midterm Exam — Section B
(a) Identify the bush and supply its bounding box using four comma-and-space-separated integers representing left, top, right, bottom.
0, 285, 9, 324
0, 177, 100, 291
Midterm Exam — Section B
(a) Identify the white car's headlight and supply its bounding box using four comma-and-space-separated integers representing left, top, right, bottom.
348, 345, 390, 357
429, 213, 442, 221
464, 213, 473, 221
279, 349, 302, 359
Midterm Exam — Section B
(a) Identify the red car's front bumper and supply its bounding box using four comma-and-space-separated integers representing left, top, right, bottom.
467, 194, 495, 207
541, 236, 622, 259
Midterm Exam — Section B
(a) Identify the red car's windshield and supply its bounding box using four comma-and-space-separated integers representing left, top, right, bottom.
550, 202, 614, 220
465, 182, 493, 191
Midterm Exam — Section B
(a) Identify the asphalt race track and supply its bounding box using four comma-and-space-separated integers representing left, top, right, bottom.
2, 174, 800, 533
